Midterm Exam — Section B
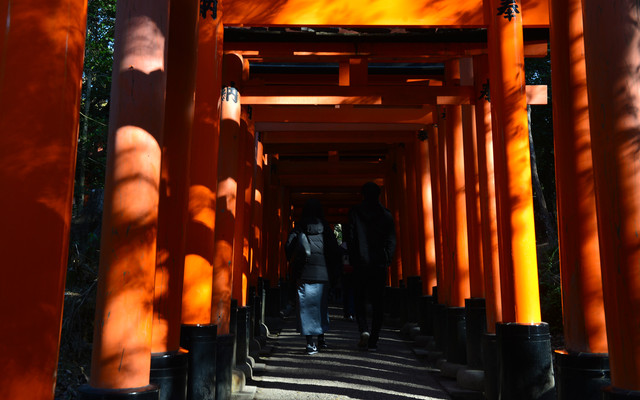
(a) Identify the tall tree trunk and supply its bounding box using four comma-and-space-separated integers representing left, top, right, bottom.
528, 105, 558, 247
75, 70, 92, 215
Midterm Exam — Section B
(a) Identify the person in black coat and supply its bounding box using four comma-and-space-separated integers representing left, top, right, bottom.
285, 198, 340, 355
347, 182, 396, 351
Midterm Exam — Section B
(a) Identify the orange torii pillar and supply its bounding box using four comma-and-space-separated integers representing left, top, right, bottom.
182, 0, 224, 329
0, 0, 87, 397
415, 130, 438, 338
472, 54, 503, 400
395, 145, 412, 286
404, 141, 424, 320
386, 159, 403, 287
250, 134, 267, 336
79, 0, 170, 397
416, 132, 438, 296
582, 1, 640, 397
150, 0, 201, 396
427, 124, 446, 302
443, 59, 471, 369
486, 0, 554, 397
549, 0, 609, 398
459, 57, 487, 379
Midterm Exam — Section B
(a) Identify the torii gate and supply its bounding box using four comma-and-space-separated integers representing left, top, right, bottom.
1, 0, 639, 399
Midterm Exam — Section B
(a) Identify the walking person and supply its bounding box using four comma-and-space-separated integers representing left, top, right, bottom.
285, 198, 341, 355
347, 182, 396, 351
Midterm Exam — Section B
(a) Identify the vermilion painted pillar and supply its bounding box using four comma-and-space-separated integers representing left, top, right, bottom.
417, 134, 438, 294
404, 144, 422, 279
251, 136, 266, 281
582, 1, 640, 394
388, 151, 404, 286
460, 58, 485, 299
182, 0, 224, 326
437, 114, 452, 305
211, 54, 244, 334
0, 0, 86, 397
473, 55, 502, 332
396, 146, 413, 282
487, 0, 553, 397
427, 125, 445, 298
550, 0, 609, 398
84, 0, 169, 393
445, 60, 471, 308
151, 0, 200, 355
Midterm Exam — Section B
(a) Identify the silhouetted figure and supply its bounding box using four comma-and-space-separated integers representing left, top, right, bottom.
347, 182, 396, 351
285, 198, 340, 355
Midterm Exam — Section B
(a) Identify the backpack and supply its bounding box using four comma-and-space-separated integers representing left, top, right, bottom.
289, 231, 311, 279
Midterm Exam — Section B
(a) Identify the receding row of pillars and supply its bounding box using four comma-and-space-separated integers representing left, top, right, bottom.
2, 0, 640, 399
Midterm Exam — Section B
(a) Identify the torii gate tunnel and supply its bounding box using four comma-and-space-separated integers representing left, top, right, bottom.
2, 0, 640, 399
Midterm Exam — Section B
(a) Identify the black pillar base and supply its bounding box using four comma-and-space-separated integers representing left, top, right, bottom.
406, 276, 422, 322
482, 332, 498, 400
555, 351, 609, 400
216, 333, 236, 400
603, 386, 640, 399
236, 306, 250, 366
433, 303, 447, 351
180, 324, 217, 400
497, 322, 555, 400
150, 350, 188, 400
78, 385, 159, 399
418, 295, 436, 336
464, 298, 486, 370
444, 306, 467, 365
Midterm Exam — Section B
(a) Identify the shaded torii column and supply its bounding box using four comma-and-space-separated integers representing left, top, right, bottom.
549, 0, 609, 398
386, 152, 404, 287
251, 134, 266, 282
443, 59, 470, 367
80, 0, 170, 395
405, 140, 423, 282
486, 0, 554, 397
416, 132, 438, 295
395, 145, 412, 284
437, 109, 452, 307
211, 53, 244, 335
473, 54, 503, 400
582, 1, 640, 396
0, 0, 87, 397
427, 124, 445, 299
150, 0, 200, 395
182, 0, 224, 328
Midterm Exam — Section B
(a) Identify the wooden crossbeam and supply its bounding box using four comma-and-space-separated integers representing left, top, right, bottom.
223, 0, 548, 28
261, 130, 416, 144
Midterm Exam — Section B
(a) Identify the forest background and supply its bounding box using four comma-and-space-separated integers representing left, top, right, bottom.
54, 2, 559, 398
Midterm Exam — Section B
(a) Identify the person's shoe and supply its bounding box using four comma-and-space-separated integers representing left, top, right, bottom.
318, 339, 328, 350
306, 343, 318, 355
358, 331, 370, 349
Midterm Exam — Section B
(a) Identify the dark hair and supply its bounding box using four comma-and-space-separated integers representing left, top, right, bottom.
302, 198, 324, 220
361, 181, 381, 201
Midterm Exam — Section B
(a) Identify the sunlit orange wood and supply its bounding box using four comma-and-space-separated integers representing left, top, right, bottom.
426, 125, 445, 299
253, 105, 434, 126
437, 116, 451, 305
225, 41, 550, 62
0, 0, 86, 396
396, 146, 415, 280
582, 0, 640, 391
223, 0, 547, 27
417, 135, 438, 295
460, 58, 485, 299
406, 140, 422, 279
487, 0, 541, 324
151, 0, 199, 353
87, 0, 169, 388
445, 60, 470, 308
473, 54, 502, 333
549, 0, 606, 355
251, 137, 265, 281
211, 55, 244, 333
386, 159, 403, 287
182, 0, 224, 326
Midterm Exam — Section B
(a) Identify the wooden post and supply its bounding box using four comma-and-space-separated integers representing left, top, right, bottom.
182, 0, 224, 326
437, 113, 451, 305
211, 54, 244, 334
152, 0, 200, 354
473, 55, 502, 333
404, 144, 422, 279
582, 0, 640, 393
251, 135, 266, 281
85, 0, 169, 390
460, 58, 485, 299
417, 133, 438, 294
0, 0, 87, 396
445, 60, 470, 308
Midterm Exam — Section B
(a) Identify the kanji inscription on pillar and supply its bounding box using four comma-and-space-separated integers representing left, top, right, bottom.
200, 0, 217, 19
497, 0, 520, 21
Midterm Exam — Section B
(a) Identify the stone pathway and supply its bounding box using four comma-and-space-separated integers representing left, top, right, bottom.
246, 306, 452, 400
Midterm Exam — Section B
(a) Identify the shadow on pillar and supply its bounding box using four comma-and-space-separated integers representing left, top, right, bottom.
456, 298, 486, 392
180, 324, 217, 400
555, 351, 609, 400
497, 322, 555, 400
78, 385, 159, 399
150, 350, 188, 400
440, 307, 467, 378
